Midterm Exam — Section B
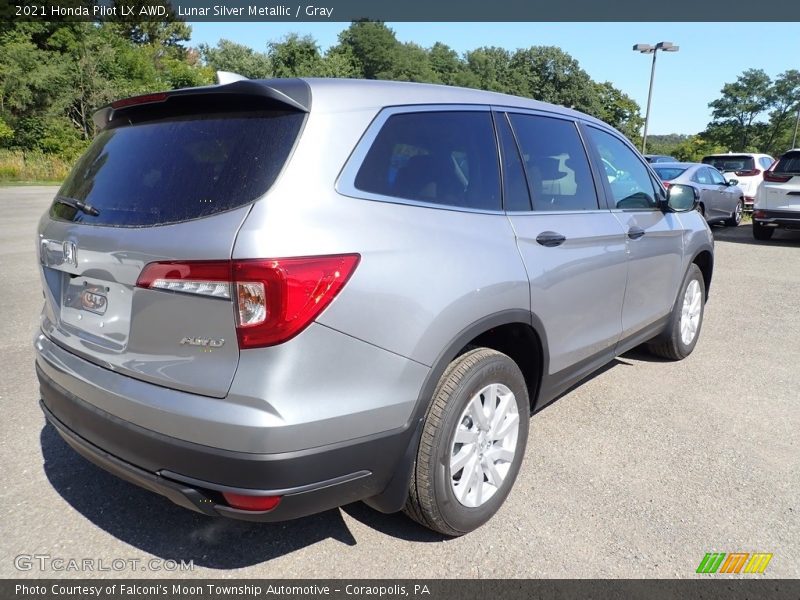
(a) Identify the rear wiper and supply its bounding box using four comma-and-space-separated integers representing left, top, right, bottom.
54, 196, 100, 217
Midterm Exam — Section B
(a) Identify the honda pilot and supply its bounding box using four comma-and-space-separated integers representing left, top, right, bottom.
35, 77, 714, 535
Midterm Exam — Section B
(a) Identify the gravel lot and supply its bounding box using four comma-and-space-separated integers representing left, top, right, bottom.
0, 186, 798, 579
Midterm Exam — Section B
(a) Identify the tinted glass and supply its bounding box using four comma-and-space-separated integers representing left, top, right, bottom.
708, 168, 727, 185
508, 114, 598, 211
774, 151, 800, 174
354, 111, 501, 211
653, 167, 687, 181
702, 155, 755, 173
497, 114, 531, 211
586, 127, 658, 209
52, 111, 304, 227
760, 156, 775, 169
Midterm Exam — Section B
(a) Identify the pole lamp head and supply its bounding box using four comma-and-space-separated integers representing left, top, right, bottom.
633, 43, 654, 53
656, 41, 680, 52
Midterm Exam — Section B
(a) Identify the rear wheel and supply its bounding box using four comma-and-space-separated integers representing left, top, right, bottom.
752, 219, 774, 240
726, 199, 743, 227
647, 264, 705, 361
404, 348, 529, 536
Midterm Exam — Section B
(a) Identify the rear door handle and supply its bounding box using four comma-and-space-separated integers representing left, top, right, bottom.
627, 227, 646, 240
535, 231, 566, 247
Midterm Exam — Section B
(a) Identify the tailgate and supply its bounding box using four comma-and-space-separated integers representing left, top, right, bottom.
36, 84, 307, 398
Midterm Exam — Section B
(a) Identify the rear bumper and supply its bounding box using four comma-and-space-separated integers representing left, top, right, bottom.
753, 209, 800, 229
38, 365, 417, 521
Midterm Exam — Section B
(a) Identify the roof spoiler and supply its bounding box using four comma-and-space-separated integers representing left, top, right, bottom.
92, 77, 311, 131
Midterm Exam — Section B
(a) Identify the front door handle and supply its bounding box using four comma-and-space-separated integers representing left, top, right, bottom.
536, 231, 566, 247
627, 227, 646, 240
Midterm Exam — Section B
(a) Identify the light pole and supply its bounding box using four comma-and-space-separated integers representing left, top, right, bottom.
792, 103, 799, 149
633, 41, 679, 154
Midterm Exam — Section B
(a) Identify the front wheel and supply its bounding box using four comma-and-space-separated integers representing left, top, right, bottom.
726, 199, 743, 227
404, 348, 529, 536
647, 264, 705, 360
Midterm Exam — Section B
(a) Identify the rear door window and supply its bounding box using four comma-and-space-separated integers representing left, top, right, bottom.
354, 111, 501, 211
507, 114, 598, 211
52, 110, 305, 227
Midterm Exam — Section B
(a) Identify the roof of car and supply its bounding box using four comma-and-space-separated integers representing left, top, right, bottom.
272, 77, 608, 126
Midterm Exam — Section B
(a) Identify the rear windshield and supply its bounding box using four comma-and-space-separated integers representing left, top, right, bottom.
653, 167, 687, 181
51, 111, 304, 227
702, 155, 755, 172
774, 151, 800, 174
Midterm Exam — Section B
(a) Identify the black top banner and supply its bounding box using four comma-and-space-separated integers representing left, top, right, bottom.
5, 0, 800, 21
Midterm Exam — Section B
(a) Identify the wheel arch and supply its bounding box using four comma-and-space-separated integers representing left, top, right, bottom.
363, 309, 548, 514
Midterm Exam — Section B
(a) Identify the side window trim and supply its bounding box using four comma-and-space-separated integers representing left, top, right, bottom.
335, 104, 503, 214
582, 124, 662, 212
500, 109, 606, 213
493, 110, 532, 212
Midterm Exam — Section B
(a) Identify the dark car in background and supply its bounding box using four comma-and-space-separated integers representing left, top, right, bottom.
652, 162, 744, 226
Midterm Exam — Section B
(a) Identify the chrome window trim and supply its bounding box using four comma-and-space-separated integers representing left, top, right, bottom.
335, 104, 506, 215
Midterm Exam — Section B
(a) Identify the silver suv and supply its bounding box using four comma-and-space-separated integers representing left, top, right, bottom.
35, 78, 714, 536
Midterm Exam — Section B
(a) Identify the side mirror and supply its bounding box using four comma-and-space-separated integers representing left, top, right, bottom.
661, 183, 699, 212
727, 179, 739, 186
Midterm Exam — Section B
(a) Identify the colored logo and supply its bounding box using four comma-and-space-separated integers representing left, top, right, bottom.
696, 552, 773, 574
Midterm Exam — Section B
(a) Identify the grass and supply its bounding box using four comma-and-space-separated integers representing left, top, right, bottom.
0, 150, 69, 184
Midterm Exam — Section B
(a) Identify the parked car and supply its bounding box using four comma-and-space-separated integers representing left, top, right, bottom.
644, 154, 678, 163
35, 77, 714, 536
752, 148, 800, 240
652, 162, 744, 226
701, 153, 774, 212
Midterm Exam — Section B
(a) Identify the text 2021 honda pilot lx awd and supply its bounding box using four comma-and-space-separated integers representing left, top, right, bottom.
35, 77, 713, 535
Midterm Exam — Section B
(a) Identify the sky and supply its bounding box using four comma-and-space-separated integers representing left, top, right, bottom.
188, 22, 800, 136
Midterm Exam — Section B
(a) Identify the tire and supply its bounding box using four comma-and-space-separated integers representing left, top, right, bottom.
404, 348, 530, 536
752, 219, 774, 240
725, 199, 743, 227
647, 264, 705, 361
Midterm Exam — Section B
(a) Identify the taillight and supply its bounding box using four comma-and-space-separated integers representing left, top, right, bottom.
137, 254, 360, 348
734, 169, 761, 177
662, 181, 671, 189
763, 171, 793, 183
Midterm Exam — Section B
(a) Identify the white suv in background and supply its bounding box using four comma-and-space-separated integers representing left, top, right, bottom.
752, 148, 800, 240
702, 153, 775, 212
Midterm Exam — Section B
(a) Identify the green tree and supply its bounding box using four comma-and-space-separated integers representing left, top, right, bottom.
335, 21, 400, 79
763, 70, 800, 154
268, 34, 323, 77
199, 39, 271, 79
707, 68, 772, 150
508, 46, 599, 114
465, 47, 514, 93
592, 81, 643, 142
